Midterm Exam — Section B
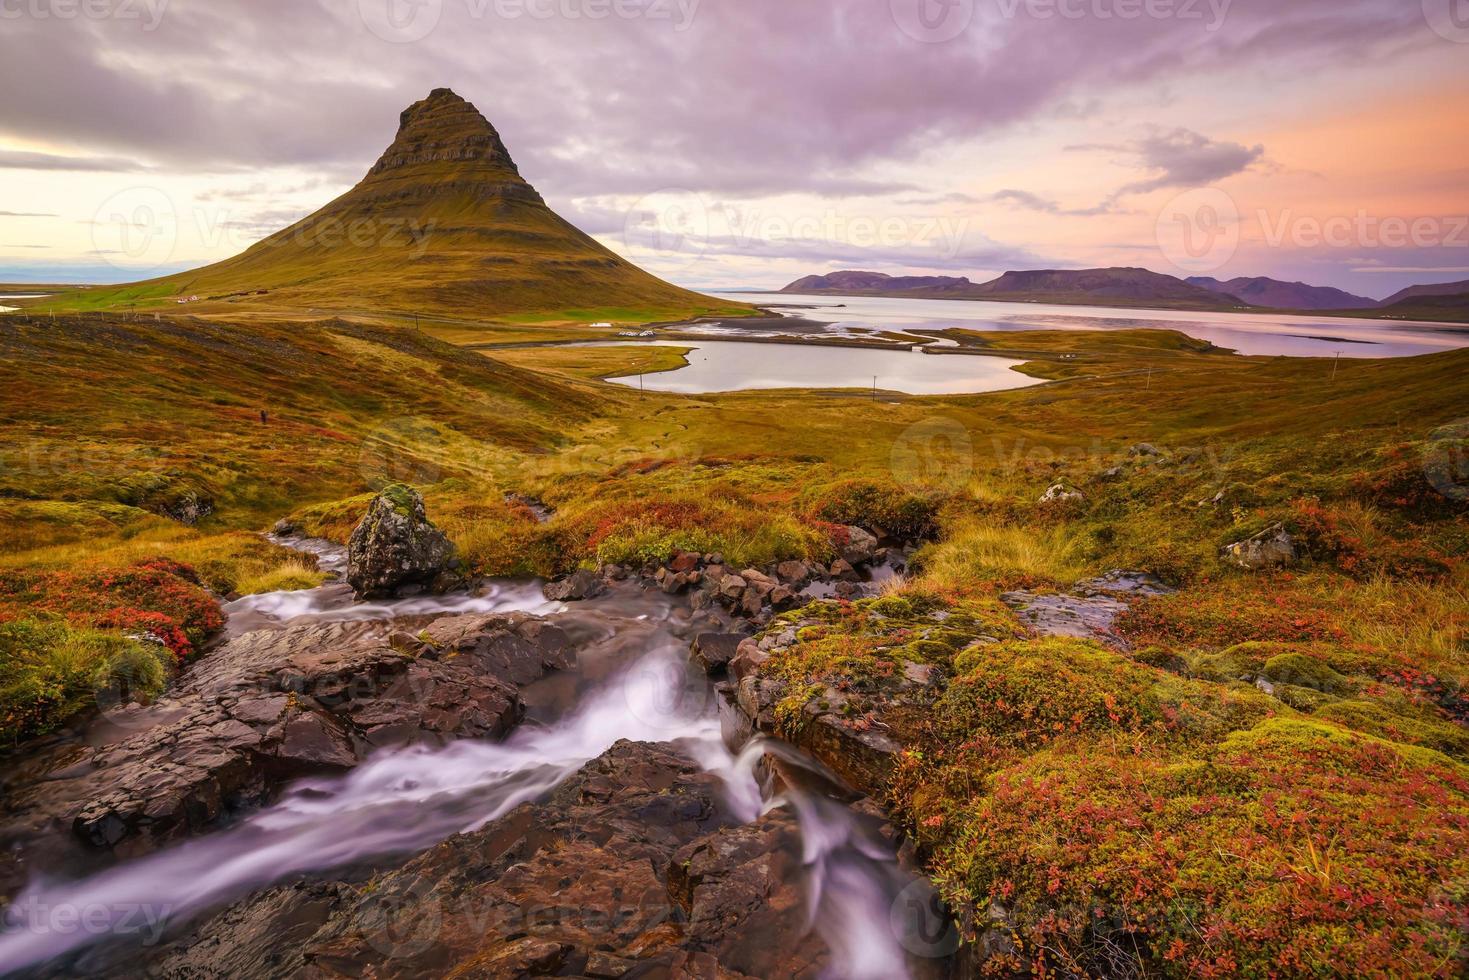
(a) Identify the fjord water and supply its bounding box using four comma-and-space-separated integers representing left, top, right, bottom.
0, 296, 46, 313
715, 290, 1468, 358
602, 339, 1041, 395
0, 547, 934, 978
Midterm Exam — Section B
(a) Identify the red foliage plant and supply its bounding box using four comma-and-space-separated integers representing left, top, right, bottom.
0, 559, 223, 661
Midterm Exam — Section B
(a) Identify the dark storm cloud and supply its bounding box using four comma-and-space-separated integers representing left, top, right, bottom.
0, 0, 1429, 200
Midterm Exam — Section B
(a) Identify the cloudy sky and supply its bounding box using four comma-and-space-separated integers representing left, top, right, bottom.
1, 0, 1466, 298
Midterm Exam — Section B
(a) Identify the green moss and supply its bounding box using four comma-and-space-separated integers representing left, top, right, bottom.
1271, 682, 1337, 712
1314, 699, 1469, 760
942, 637, 1278, 749
377, 483, 420, 517
867, 595, 915, 618
0, 618, 170, 745
1262, 652, 1352, 694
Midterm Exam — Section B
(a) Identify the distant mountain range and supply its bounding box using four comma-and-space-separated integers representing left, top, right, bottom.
1376, 278, 1469, 307
782, 271, 975, 293
780, 268, 1469, 321
785, 267, 1256, 310
1184, 276, 1374, 311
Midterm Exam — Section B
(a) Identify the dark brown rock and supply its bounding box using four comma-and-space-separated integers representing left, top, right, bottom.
838, 525, 878, 566
690, 633, 745, 675
346, 485, 457, 599
775, 560, 810, 585
543, 567, 606, 601
669, 551, 701, 574
136, 742, 831, 979
0, 614, 570, 894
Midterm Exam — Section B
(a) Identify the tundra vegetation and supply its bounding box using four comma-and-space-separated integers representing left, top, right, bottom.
1, 308, 1465, 975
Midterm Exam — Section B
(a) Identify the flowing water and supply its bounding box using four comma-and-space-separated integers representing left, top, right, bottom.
0, 543, 942, 977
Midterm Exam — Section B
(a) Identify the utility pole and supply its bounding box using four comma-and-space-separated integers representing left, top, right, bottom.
872, 376, 877, 402
1330, 351, 1341, 382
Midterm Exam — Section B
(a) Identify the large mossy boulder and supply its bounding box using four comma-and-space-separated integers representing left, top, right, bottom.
346, 484, 456, 598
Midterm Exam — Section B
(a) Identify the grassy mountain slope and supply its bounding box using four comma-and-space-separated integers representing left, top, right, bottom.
0, 311, 604, 542
28, 90, 746, 326
1378, 277, 1469, 306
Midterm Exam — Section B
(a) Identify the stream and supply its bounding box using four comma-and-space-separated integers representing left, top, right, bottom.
0, 540, 951, 977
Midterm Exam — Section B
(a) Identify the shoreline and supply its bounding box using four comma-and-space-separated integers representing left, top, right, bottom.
754, 288, 1469, 327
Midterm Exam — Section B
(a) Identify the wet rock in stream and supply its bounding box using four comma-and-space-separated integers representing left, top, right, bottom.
346, 484, 459, 599
0, 612, 570, 899
113, 741, 834, 980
